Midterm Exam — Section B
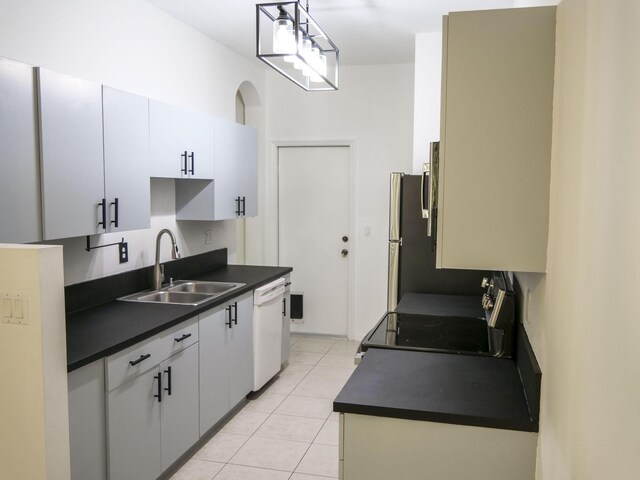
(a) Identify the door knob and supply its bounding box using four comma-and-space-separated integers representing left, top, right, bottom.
342, 236, 349, 242
341, 249, 349, 257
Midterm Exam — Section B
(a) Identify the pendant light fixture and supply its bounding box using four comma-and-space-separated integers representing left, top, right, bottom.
256, 1, 339, 91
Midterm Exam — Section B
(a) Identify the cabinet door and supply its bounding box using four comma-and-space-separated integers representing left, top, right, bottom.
213, 118, 240, 220
149, 100, 190, 178
160, 344, 199, 471
438, 8, 555, 272
68, 359, 107, 480
0, 58, 41, 243
103, 87, 150, 233
237, 125, 258, 217
228, 292, 254, 406
186, 110, 215, 180
107, 370, 161, 480
38, 68, 105, 240
199, 304, 230, 435
149, 100, 214, 179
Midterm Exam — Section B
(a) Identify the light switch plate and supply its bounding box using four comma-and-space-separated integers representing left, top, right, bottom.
1, 292, 29, 325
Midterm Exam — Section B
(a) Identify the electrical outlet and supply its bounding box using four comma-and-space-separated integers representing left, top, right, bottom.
119, 242, 129, 264
205, 230, 212, 245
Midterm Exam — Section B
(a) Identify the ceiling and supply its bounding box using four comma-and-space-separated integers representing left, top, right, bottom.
146, 0, 524, 66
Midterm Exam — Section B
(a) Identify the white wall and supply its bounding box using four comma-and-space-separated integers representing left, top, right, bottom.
264, 64, 414, 339
412, 33, 442, 174
515, 0, 640, 478
0, 0, 266, 285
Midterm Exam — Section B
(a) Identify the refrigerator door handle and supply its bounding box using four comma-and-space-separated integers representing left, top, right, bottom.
421, 162, 429, 220
388, 241, 400, 311
427, 142, 439, 237
389, 173, 402, 241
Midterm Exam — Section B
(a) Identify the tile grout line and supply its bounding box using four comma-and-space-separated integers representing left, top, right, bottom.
181, 335, 349, 480
216, 337, 335, 479
287, 341, 338, 478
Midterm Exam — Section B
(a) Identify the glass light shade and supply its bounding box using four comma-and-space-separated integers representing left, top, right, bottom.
294, 36, 313, 73
310, 51, 327, 82
273, 18, 295, 54
308, 46, 322, 81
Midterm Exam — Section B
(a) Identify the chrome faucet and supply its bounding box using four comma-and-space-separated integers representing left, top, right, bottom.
153, 229, 180, 290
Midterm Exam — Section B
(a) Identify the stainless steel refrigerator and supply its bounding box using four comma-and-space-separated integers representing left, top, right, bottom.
387, 157, 490, 311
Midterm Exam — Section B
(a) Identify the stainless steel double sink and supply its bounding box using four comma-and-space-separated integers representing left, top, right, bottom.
119, 280, 246, 306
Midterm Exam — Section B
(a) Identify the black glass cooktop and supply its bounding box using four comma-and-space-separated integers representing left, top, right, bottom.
362, 312, 490, 355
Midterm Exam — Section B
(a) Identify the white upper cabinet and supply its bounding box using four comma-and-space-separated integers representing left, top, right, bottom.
0, 58, 42, 243
236, 123, 258, 217
38, 68, 105, 240
175, 119, 258, 221
437, 7, 556, 273
149, 100, 215, 179
212, 118, 258, 219
212, 118, 240, 220
103, 87, 150, 233
38, 70, 151, 240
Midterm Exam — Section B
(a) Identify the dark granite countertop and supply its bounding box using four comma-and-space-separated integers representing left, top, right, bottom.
66, 263, 291, 372
334, 348, 537, 432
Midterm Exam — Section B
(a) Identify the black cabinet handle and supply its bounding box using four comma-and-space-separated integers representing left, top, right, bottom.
154, 372, 162, 402
98, 198, 106, 229
241, 196, 246, 216
235, 197, 241, 216
181, 151, 188, 174
110, 198, 119, 228
164, 366, 172, 396
129, 353, 151, 366
188, 152, 195, 175
225, 305, 233, 328
174, 333, 192, 343
232, 302, 238, 325
283, 298, 287, 317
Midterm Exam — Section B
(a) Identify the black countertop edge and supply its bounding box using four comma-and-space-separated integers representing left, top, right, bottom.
332, 402, 536, 433
66, 265, 292, 372
67, 309, 200, 372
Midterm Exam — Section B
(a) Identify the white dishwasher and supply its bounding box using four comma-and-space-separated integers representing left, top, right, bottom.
252, 277, 285, 391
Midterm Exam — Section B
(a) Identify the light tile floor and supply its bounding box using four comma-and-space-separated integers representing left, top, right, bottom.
170, 334, 359, 480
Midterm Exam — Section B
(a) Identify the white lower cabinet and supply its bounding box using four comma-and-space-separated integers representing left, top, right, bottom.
107, 366, 162, 480
199, 291, 254, 435
160, 345, 200, 471
340, 413, 538, 480
105, 319, 199, 480
228, 293, 254, 406
68, 359, 107, 480
70, 292, 256, 480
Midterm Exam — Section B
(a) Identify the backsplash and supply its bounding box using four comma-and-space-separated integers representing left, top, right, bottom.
64, 248, 227, 314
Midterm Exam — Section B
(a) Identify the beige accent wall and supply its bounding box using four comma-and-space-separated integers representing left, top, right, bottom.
515, 0, 640, 478
0, 245, 68, 479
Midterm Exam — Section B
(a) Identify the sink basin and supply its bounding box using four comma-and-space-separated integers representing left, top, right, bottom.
167, 280, 244, 295
120, 290, 213, 306
118, 280, 245, 306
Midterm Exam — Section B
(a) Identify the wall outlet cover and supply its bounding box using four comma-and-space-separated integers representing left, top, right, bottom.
119, 242, 129, 264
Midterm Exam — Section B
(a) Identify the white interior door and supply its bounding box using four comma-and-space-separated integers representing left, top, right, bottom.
278, 146, 351, 336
